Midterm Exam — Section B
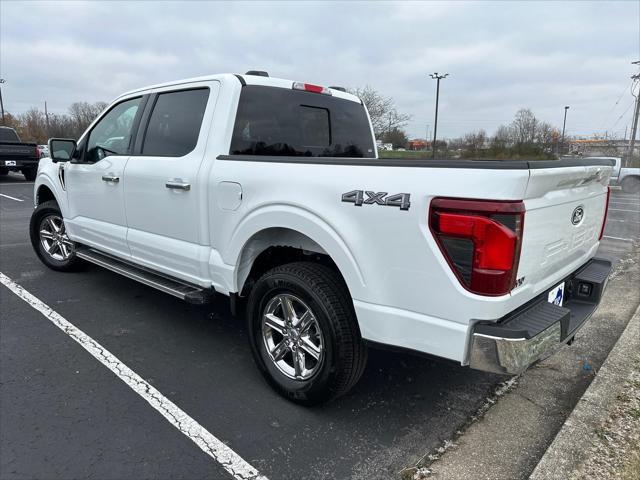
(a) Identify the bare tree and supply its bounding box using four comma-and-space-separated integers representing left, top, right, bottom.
348, 86, 410, 138
511, 108, 538, 145
536, 121, 558, 150
462, 129, 487, 156
68, 101, 108, 137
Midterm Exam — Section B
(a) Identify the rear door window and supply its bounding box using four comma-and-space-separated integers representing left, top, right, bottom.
142, 88, 209, 157
230, 86, 374, 158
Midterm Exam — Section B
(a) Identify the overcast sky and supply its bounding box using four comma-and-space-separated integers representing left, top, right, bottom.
1, 1, 638, 139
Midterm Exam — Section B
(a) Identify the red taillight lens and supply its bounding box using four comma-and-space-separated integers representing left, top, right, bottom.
430, 198, 525, 296
598, 186, 610, 241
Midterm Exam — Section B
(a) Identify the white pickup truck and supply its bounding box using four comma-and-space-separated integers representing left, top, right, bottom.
584, 156, 640, 194
31, 72, 614, 405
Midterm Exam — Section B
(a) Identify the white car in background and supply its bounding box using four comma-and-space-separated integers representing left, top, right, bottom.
38, 144, 49, 158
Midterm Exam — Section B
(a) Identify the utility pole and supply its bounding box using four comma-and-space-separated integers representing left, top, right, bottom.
44, 101, 50, 136
0, 78, 5, 124
430, 72, 448, 159
560, 106, 570, 155
627, 61, 640, 166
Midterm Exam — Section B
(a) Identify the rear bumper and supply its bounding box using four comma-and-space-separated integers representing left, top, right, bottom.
469, 257, 611, 375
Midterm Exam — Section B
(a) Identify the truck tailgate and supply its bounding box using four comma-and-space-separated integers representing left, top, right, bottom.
517, 164, 611, 296
0, 142, 38, 158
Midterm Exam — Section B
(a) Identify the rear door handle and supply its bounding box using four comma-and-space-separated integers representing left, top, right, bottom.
165, 181, 191, 191
101, 174, 120, 183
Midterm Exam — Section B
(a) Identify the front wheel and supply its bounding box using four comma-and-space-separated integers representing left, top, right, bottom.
29, 200, 81, 271
246, 262, 367, 405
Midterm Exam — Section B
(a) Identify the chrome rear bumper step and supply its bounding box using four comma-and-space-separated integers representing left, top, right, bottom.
76, 248, 213, 305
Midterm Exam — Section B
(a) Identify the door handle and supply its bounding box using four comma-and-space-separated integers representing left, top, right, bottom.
102, 174, 120, 183
165, 181, 191, 191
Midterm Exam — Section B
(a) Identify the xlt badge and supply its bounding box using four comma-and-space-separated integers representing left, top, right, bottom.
342, 190, 411, 211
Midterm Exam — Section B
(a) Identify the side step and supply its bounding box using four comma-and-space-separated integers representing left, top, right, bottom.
76, 248, 214, 305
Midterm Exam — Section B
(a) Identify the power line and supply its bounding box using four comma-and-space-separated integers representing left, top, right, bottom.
600, 80, 633, 129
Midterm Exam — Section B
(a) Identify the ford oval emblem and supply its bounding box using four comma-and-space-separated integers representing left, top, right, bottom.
572, 206, 584, 225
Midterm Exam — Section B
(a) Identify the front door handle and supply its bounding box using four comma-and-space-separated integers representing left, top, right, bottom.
102, 174, 120, 183
165, 181, 191, 191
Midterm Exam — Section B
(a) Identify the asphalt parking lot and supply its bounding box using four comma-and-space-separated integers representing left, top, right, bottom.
1, 172, 639, 480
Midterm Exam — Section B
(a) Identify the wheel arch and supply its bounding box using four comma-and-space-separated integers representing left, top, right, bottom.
34, 169, 67, 216
228, 207, 366, 299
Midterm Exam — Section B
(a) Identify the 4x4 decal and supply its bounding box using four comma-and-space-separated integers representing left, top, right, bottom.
341, 190, 411, 211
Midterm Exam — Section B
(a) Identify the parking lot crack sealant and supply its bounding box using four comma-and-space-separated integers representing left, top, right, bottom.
0, 272, 269, 480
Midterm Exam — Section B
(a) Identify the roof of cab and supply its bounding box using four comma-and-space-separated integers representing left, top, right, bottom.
117, 73, 362, 104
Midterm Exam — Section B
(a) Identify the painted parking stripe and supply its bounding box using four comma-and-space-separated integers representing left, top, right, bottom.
0, 272, 268, 480
607, 218, 640, 224
603, 235, 634, 242
609, 208, 640, 213
0, 193, 24, 202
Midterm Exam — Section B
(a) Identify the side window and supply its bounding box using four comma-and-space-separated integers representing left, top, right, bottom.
142, 88, 209, 157
86, 97, 142, 163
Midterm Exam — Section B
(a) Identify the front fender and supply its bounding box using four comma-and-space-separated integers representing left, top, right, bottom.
34, 159, 68, 215
225, 204, 366, 298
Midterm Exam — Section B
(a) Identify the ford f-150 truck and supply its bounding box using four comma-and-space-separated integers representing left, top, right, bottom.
31, 72, 614, 405
0, 126, 40, 180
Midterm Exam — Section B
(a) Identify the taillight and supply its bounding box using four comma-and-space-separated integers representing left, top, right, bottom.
292, 82, 332, 95
429, 198, 526, 296
599, 187, 610, 241
35, 146, 40, 157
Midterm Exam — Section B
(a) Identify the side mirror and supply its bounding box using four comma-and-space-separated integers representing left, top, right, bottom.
48, 138, 77, 163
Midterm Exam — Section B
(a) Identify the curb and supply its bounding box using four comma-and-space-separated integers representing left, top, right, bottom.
529, 304, 640, 479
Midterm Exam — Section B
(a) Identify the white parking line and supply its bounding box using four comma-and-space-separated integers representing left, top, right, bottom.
609, 208, 640, 213
0, 193, 24, 202
0, 272, 268, 480
603, 235, 634, 242
607, 218, 640, 224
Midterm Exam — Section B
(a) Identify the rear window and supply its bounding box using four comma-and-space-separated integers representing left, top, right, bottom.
0, 128, 20, 143
230, 86, 375, 158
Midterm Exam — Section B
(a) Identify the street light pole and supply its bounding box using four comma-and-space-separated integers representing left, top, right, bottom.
560, 105, 569, 155
0, 79, 5, 124
430, 73, 448, 159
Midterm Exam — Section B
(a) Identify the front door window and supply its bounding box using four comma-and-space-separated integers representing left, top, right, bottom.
86, 97, 142, 162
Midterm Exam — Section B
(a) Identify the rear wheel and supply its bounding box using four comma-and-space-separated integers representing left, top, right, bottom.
29, 200, 81, 271
246, 262, 367, 405
621, 176, 640, 194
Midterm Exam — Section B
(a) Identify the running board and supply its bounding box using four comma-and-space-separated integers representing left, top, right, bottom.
76, 248, 214, 305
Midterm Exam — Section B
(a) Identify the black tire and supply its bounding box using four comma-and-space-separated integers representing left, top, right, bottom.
29, 200, 81, 271
22, 167, 37, 181
246, 262, 367, 405
621, 176, 640, 194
